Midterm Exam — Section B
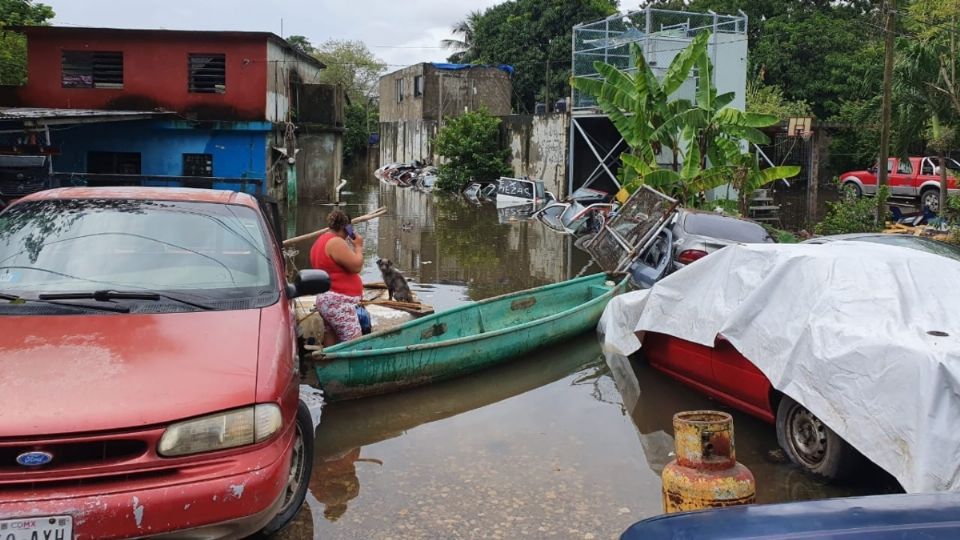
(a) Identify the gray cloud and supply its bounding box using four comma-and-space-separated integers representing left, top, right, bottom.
45, 0, 502, 69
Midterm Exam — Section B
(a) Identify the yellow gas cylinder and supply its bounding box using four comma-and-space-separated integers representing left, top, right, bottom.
661, 410, 756, 513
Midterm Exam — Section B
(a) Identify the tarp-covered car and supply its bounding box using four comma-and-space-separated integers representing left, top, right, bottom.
600, 242, 960, 492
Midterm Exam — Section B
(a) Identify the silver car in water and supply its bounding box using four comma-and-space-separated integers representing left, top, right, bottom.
667, 209, 775, 271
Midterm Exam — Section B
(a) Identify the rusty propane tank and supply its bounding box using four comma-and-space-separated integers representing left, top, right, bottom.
661, 410, 756, 513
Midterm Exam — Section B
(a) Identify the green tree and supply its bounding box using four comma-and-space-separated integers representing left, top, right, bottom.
0, 0, 55, 85
343, 102, 378, 162
433, 109, 512, 192
445, 0, 617, 112
285, 35, 316, 55
441, 10, 483, 63
312, 40, 386, 102
643, 0, 882, 120
746, 78, 812, 119
307, 40, 385, 165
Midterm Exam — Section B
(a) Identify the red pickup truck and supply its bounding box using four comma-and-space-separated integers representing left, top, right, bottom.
840, 156, 960, 213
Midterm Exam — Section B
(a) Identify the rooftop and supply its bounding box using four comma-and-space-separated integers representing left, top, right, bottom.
9, 25, 326, 71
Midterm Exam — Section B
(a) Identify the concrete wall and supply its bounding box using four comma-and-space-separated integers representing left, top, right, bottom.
378, 64, 427, 123
501, 113, 569, 198
379, 119, 438, 165
266, 40, 326, 123
52, 119, 270, 194
296, 125, 343, 201
379, 64, 512, 123
18, 28, 271, 121
433, 65, 512, 120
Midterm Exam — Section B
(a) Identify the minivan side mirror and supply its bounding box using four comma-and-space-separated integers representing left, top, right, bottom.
287, 270, 331, 299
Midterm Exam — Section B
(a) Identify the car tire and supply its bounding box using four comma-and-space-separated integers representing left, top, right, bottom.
775, 396, 862, 481
920, 187, 940, 213
841, 181, 862, 199
256, 400, 315, 537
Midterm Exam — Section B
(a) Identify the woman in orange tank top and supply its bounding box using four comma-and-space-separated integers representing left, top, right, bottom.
310, 209, 364, 346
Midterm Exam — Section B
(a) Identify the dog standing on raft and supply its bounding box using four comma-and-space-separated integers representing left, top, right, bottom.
376, 258, 413, 302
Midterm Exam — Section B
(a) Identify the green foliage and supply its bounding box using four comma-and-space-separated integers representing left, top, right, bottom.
942, 194, 960, 222
646, 0, 882, 120
829, 97, 882, 174
693, 198, 740, 215
285, 35, 315, 55
447, 0, 617, 112
343, 103, 378, 163
433, 110, 511, 192
746, 80, 812, 118
0, 0, 54, 85
814, 186, 890, 236
311, 39, 386, 103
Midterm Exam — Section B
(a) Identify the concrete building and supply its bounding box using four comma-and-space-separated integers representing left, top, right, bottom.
379, 63, 512, 123
0, 26, 344, 223
377, 63, 513, 171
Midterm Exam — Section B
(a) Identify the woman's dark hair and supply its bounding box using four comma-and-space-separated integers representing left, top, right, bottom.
327, 209, 352, 232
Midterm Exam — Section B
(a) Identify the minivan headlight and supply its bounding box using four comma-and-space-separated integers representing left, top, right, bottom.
158, 404, 283, 457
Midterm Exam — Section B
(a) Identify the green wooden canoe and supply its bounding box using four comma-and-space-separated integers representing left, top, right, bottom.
312, 273, 627, 401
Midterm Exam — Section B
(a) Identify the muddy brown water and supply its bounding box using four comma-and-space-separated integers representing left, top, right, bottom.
275, 173, 898, 540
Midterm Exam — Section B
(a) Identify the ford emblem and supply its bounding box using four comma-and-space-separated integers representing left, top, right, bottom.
16, 451, 53, 467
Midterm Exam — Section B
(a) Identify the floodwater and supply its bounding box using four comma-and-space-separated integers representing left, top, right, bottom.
275, 169, 898, 540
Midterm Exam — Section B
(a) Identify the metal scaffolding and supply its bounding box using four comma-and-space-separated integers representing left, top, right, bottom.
569, 7, 748, 195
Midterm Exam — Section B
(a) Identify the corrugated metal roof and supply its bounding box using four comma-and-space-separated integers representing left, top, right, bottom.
0, 107, 175, 124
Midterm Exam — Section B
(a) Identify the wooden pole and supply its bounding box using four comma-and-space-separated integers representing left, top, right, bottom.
877, 0, 896, 221
282, 206, 388, 247
808, 130, 820, 226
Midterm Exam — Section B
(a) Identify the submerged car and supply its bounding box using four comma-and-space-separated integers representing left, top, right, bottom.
627, 209, 775, 288
0, 187, 330, 539
602, 242, 960, 490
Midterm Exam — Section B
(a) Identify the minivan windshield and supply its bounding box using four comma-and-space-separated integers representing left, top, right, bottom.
0, 199, 276, 303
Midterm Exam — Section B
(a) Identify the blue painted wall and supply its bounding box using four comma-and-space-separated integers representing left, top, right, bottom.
52, 119, 271, 194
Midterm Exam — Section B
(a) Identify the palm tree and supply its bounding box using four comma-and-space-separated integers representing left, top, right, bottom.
441, 10, 482, 63
893, 37, 957, 213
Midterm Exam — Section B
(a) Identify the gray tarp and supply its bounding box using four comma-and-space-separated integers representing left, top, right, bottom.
599, 242, 960, 492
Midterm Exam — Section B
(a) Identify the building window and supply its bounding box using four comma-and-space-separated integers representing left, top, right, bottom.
414, 75, 423, 98
396, 78, 404, 103
61, 51, 123, 89
183, 153, 213, 177
87, 151, 141, 174
188, 53, 226, 94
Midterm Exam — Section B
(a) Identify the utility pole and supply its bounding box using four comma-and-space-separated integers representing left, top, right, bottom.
877, 0, 896, 222
545, 59, 551, 114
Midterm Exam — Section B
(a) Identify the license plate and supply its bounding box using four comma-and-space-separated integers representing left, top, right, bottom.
0, 516, 72, 540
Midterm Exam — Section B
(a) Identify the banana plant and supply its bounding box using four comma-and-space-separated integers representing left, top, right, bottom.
572, 30, 788, 205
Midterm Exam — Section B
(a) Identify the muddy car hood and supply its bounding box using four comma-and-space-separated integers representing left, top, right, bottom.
0, 310, 261, 437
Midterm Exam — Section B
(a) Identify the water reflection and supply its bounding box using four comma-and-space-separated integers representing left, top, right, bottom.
377, 182, 593, 301
604, 352, 902, 504
310, 335, 605, 521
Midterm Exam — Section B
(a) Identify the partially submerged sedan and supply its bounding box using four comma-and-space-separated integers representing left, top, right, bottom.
0, 188, 329, 539
601, 241, 960, 492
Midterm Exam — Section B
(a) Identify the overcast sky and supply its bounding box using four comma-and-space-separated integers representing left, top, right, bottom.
44, 0, 504, 69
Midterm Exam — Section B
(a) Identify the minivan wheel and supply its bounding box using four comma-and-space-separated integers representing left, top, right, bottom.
775, 396, 862, 481
256, 400, 315, 537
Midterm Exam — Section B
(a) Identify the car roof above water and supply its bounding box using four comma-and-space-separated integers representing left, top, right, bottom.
13, 187, 259, 208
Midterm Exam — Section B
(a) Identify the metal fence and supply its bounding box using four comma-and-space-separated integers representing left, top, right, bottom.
572, 7, 748, 110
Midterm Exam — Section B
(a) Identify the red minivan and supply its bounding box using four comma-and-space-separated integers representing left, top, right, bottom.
0, 188, 329, 539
